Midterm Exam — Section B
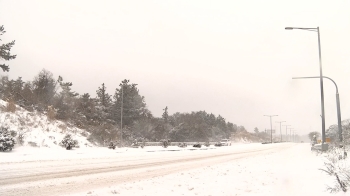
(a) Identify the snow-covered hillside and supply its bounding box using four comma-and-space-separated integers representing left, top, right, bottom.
0, 100, 93, 149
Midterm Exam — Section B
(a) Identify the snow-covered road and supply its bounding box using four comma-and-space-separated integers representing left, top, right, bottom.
0, 143, 297, 196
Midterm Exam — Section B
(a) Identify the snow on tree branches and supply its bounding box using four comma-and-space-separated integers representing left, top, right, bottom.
59, 134, 78, 150
0, 25, 16, 72
0, 127, 16, 151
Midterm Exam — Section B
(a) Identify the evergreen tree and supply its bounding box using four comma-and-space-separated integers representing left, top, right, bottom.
94, 83, 112, 127
12, 77, 25, 103
0, 25, 16, 72
77, 93, 94, 120
254, 127, 259, 133
21, 82, 35, 109
32, 69, 57, 109
112, 79, 152, 141
0, 127, 16, 151
0, 76, 12, 99
55, 76, 78, 120
57, 76, 78, 99
75, 93, 98, 128
162, 106, 169, 123
96, 83, 111, 107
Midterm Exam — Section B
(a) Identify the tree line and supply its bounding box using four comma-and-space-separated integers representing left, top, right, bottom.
0, 25, 260, 145
0, 69, 247, 145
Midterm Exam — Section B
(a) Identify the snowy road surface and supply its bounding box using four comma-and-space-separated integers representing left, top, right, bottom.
0, 143, 341, 196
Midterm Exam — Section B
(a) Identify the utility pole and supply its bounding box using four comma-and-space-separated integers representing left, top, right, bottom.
264, 115, 278, 143
276, 121, 286, 142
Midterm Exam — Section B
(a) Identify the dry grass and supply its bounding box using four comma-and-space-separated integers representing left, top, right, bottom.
58, 123, 67, 131
47, 105, 56, 121
6, 99, 16, 113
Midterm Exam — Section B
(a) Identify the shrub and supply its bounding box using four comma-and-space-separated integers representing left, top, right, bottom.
320, 146, 350, 193
59, 134, 78, 150
0, 127, 16, 151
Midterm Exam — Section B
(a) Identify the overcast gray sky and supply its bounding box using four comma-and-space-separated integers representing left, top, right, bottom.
1, 0, 350, 136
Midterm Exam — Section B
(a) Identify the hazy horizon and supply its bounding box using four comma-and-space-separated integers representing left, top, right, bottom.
1, 0, 350, 136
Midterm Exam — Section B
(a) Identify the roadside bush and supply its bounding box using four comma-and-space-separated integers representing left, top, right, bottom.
0, 127, 16, 151
320, 146, 350, 193
59, 134, 78, 150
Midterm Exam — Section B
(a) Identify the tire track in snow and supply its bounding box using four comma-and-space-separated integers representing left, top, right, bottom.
0, 144, 295, 196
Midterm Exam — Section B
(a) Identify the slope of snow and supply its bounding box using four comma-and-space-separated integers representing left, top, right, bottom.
0, 100, 93, 149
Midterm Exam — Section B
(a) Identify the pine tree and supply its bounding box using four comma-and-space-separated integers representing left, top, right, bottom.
13, 77, 24, 103
57, 76, 78, 99
96, 83, 111, 107
0, 25, 16, 72
162, 106, 169, 123
75, 93, 97, 127
95, 83, 112, 126
21, 82, 35, 109
112, 79, 152, 141
32, 69, 57, 109
55, 76, 78, 120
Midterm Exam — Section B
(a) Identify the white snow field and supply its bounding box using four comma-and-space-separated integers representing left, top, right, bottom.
0, 143, 347, 196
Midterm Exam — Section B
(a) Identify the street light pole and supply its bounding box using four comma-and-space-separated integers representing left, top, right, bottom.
288, 128, 294, 142
292, 76, 342, 143
285, 26, 327, 150
276, 121, 286, 142
283, 125, 291, 142
264, 115, 278, 143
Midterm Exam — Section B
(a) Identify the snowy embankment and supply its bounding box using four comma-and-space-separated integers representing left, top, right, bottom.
0, 100, 93, 149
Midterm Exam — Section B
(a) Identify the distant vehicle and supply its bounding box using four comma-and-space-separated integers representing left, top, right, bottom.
220, 139, 231, 146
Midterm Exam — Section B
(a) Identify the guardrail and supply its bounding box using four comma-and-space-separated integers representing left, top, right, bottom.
143, 142, 218, 146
